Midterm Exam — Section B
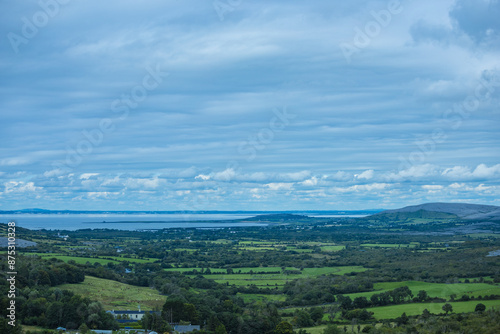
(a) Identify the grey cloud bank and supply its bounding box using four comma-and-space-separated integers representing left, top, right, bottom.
0, 0, 499, 210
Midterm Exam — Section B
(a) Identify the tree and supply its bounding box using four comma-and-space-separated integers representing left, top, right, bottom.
308, 307, 324, 324
416, 290, 428, 302
78, 323, 89, 334
46, 301, 64, 327
442, 303, 453, 315
162, 297, 186, 323
475, 303, 486, 313
215, 323, 227, 334
353, 297, 369, 309
183, 303, 199, 324
396, 312, 409, 326
0, 318, 24, 334
421, 309, 431, 319
275, 321, 294, 334
327, 304, 340, 322
141, 312, 171, 333
337, 295, 353, 310
323, 324, 342, 334
361, 325, 373, 333
294, 310, 314, 327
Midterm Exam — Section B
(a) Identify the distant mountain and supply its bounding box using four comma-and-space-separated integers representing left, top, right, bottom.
19, 208, 52, 213
242, 213, 311, 222
371, 203, 500, 221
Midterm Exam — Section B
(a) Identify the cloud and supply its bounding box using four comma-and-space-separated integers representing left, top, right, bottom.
334, 183, 390, 193
265, 183, 294, 191
124, 177, 164, 190
410, 20, 455, 45
300, 176, 318, 186
213, 168, 237, 181
442, 164, 500, 180
422, 185, 444, 193
389, 164, 438, 180
4, 181, 41, 194
44, 169, 65, 178
80, 173, 100, 180
86, 192, 117, 199
356, 169, 374, 180
442, 165, 471, 179
472, 164, 500, 178
0, 1, 499, 210
449, 182, 465, 189
450, 0, 500, 47
176, 190, 191, 196
0, 157, 32, 166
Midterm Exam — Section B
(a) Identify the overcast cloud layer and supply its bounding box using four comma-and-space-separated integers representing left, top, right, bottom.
0, 0, 499, 210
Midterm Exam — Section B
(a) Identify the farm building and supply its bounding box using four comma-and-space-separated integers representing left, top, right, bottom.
106, 309, 159, 322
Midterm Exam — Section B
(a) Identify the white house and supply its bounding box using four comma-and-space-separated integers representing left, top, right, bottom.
107, 310, 147, 321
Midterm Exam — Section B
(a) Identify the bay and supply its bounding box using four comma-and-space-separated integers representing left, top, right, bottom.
0, 213, 262, 231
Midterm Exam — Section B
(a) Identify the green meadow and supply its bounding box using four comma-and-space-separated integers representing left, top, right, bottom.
345, 281, 500, 300
205, 266, 368, 287
368, 299, 500, 319
20, 252, 157, 264
59, 276, 165, 311
237, 293, 287, 303
164, 266, 368, 288
361, 243, 418, 248
23, 253, 122, 265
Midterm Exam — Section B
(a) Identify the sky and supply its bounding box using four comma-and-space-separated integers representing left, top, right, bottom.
0, 0, 499, 211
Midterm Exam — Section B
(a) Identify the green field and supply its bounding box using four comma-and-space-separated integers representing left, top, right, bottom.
165, 266, 292, 273
238, 246, 277, 251
205, 266, 368, 287
361, 243, 417, 248
173, 248, 197, 252
368, 299, 500, 319
234, 241, 344, 253
321, 245, 345, 252
22, 253, 122, 265
101, 256, 158, 263
237, 293, 287, 303
20, 252, 157, 264
59, 276, 165, 310
164, 266, 368, 288
345, 281, 500, 301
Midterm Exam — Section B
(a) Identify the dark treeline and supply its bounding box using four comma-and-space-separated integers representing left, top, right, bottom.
0, 255, 118, 333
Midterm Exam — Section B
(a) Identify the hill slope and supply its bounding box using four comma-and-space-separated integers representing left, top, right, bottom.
372, 203, 500, 221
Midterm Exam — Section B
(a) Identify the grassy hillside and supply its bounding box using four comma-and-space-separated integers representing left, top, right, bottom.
59, 275, 165, 311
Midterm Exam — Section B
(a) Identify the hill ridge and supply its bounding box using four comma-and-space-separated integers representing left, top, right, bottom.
374, 202, 500, 221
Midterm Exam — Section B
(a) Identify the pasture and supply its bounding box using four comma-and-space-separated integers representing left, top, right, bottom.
165, 266, 368, 288
59, 276, 165, 310
20, 252, 157, 264
345, 281, 500, 300
368, 299, 500, 319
